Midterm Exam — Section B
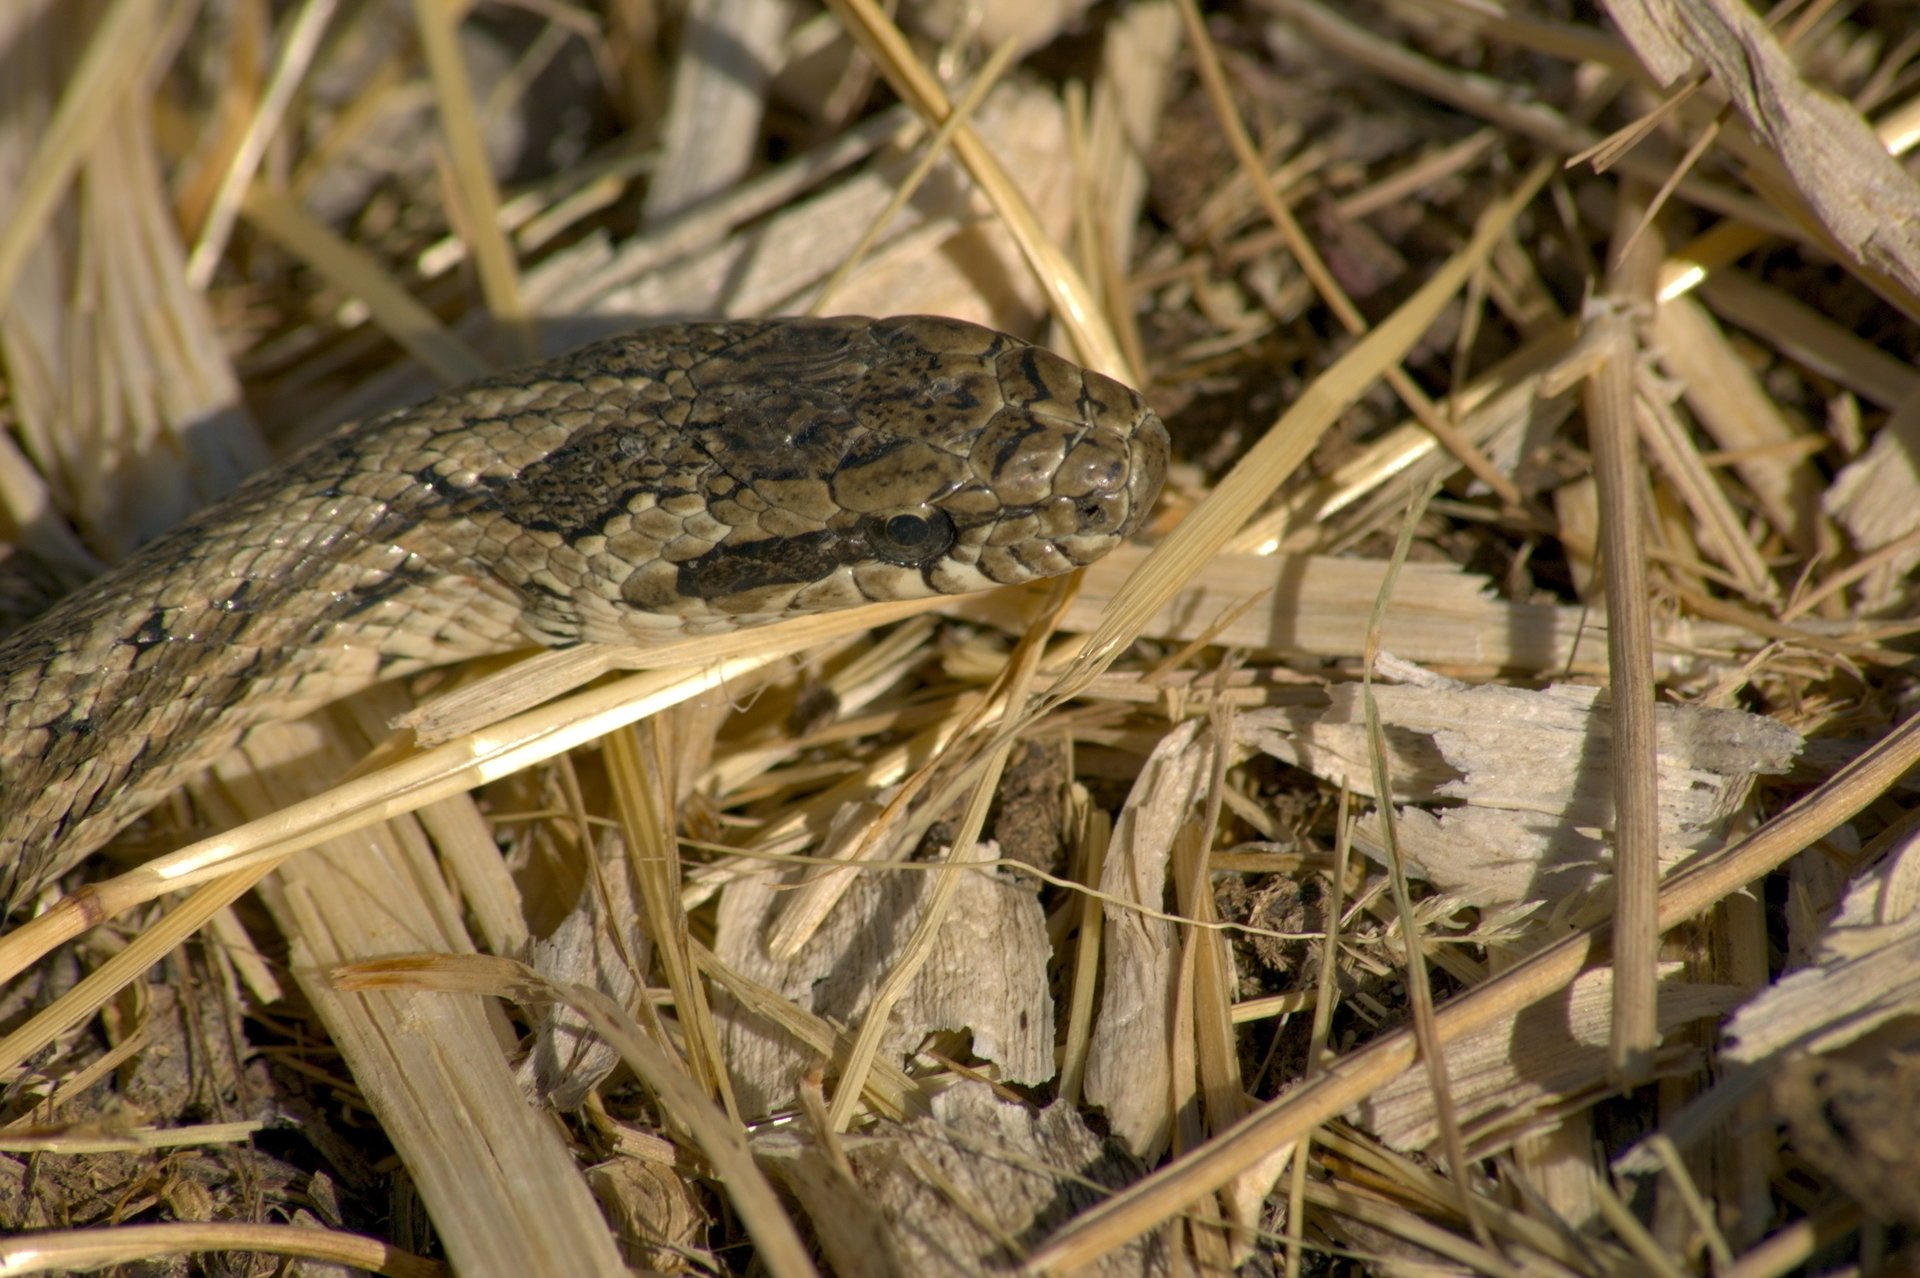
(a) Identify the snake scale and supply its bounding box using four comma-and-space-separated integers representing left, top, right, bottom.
0, 315, 1167, 911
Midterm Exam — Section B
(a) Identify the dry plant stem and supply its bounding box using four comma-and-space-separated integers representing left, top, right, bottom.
1282, 786, 1352, 1278
1062, 89, 1113, 358
1417, 0, 1642, 71
1229, 318, 1584, 554
1669, 586, 1912, 661
0, 860, 275, 1077
1701, 152, 1920, 324
606, 723, 737, 1116
335, 955, 820, 1278
1654, 295, 1819, 552
808, 36, 1021, 316
1361, 480, 1498, 1258
1301, 1180, 1515, 1273
1631, 367, 1776, 601
0, 1120, 260, 1151
1780, 525, 1920, 623
240, 188, 489, 383
691, 940, 927, 1123
0, 655, 785, 988
1590, 199, 1665, 1085
1056, 801, 1112, 1107
1022, 706, 1920, 1272
764, 686, 1001, 958
1053, 161, 1553, 698
1272, 0, 1792, 240
0, 1221, 445, 1278
184, 0, 340, 288
409, 0, 529, 358
249, 729, 625, 1278
1174, 0, 1523, 510
5, 1023, 165, 1123
1602, 0, 1920, 298
1719, 1200, 1865, 1278
1695, 271, 1919, 411
820, 0, 1127, 378
1647, 1134, 1734, 1267
1589, 1167, 1690, 1278
1610, 111, 1725, 266
1172, 699, 1252, 1259
1335, 128, 1502, 221
0, 0, 159, 308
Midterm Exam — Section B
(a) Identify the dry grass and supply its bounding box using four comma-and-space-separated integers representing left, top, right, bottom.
3, 0, 1920, 1274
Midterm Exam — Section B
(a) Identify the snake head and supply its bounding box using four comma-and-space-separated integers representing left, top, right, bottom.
494, 314, 1168, 638
695, 315, 1165, 621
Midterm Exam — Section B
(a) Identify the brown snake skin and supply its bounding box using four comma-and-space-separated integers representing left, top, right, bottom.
0, 315, 1167, 910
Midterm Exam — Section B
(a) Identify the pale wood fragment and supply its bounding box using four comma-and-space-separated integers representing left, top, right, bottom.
0, 0, 263, 567
757, 1080, 1171, 1277
641, 0, 794, 226
973, 544, 1835, 677
1724, 818, 1920, 1064
713, 839, 1053, 1117
1355, 968, 1743, 1153
1239, 660, 1802, 909
1603, 0, 1920, 297
1084, 719, 1207, 1158
1824, 389, 1920, 609
1654, 292, 1821, 552
232, 703, 626, 1278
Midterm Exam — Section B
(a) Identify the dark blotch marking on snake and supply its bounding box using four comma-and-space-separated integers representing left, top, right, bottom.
674, 531, 855, 600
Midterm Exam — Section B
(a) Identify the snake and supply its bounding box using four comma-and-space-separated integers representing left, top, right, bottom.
0, 314, 1167, 911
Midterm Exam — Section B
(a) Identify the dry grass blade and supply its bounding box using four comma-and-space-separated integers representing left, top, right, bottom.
605, 722, 737, 1114
806, 35, 1023, 316
0, 0, 158, 309
821, 0, 1127, 376
826, 582, 1067, 1131
1603, 0, 1920, 296
0, 1221, 446, 1277
1052, 161, 1552, 699
407, 0, 527, 352
184, 0, 341, 288
241, 188, 488, 383
1177, 0, 1523, 509
0, 654, 783, 988
336, 954, 819, 1278
0, 867, 267, 1078
1359, 479, 1492, 1248
1025, 710, 1920, 1271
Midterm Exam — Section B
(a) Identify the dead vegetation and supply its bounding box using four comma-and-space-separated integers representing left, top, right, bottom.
3, 0, 1920, 1274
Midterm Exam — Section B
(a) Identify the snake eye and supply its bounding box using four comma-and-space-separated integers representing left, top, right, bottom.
863, 507, 955, 566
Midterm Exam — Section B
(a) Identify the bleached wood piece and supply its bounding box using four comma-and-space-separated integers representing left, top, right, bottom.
1239, 660, 1802, 908
756, 1080, 1170, 1276
1354, 967, 1743, 1153
1083, 719, 1207, 1158
641, 0, 796, 226
713, 839, 1053, 1117
1724, 819, 1920, 1065
966, 544, 1844, 676
228, 702, 625, 1278
1824, 389, 1920, 608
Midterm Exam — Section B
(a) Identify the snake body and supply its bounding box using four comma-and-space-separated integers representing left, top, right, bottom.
0, 315, 1166, 909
